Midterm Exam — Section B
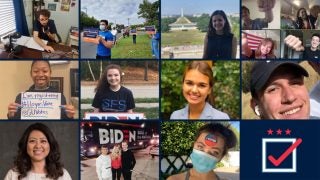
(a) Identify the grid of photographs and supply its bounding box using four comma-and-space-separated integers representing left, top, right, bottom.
0, 0, 320, 180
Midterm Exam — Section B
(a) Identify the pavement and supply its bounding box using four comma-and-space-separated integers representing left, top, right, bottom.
81, 147, 159, 180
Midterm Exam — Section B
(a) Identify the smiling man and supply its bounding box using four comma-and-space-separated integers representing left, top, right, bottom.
249, 61, 315, 119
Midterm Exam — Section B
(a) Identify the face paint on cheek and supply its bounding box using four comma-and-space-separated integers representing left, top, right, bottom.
204, 134, 217, 147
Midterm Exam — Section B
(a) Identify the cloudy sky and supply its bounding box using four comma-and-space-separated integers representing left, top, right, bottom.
161, 0, 239, 16
81, 0, 158, 25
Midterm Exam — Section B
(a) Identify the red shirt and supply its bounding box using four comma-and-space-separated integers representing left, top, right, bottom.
111, 156, 122, 169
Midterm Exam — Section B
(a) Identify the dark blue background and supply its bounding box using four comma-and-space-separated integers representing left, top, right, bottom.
241, 121, 320, 180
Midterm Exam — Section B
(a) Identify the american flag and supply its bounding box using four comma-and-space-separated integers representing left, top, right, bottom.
243, 32, 264, 50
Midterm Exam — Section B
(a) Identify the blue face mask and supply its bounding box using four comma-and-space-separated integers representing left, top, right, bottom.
100, 25, 106, 31
190, 148, 218, 173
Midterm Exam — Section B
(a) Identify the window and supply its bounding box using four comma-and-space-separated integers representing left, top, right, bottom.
0, 0, 16, 39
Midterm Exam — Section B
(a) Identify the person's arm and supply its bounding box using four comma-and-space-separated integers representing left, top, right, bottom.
33, 31, 55, 52
241, 33, 253, 57
7, 102, 20, 119
284, 35, 305, 51
202, 33, 208, 59
257, 0, 275, 23
96, 157, 102, 180
231, 36, 237, 58
98, 36, 114, 48
93, 108, 100, 113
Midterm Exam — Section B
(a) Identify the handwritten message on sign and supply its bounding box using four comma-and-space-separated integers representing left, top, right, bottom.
20, 92, 61, 119
84, 113, 145, 120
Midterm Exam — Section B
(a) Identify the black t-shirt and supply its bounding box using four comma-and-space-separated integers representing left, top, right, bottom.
33, 19, 57, 42
303, 48, 320, 59
92, 86, 135, 112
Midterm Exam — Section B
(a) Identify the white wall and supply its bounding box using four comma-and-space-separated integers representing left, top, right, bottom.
23, 0, 78, 44
243, 0, 281, 29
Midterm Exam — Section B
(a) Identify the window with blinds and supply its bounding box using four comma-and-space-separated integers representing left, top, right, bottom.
0, 0, 16, 38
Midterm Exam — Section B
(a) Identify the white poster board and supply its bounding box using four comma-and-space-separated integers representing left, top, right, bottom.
84, 113, 145, 120
20, 92, 61, 119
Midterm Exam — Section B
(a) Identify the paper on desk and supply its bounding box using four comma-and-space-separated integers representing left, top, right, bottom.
15, 36, 48, 51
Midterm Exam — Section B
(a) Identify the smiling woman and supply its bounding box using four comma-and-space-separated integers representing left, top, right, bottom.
170, 61, 230, 120
4, 123, 72, 180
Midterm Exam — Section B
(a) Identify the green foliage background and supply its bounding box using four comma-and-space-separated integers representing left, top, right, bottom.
161, 121, 240, 156
161, 61, 240, 119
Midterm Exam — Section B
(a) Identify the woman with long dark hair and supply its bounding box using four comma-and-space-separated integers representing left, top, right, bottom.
203, 10, 237, 59
4, 123, 71, 180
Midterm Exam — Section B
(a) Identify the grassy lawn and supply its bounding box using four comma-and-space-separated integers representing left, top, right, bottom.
112, 34, 153, 58
81, 107, 159, 119
81, 98, 158, 104
161, 30, 206, 46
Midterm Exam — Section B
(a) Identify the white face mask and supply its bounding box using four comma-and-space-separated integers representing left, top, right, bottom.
100, 25, 106, 31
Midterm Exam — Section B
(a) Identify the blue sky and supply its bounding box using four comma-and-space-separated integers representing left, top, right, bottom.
230, 121, 240, 132
161, 0, 240, 16
81, 0, 158, 25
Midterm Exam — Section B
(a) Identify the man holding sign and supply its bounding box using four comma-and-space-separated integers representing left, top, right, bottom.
7, 61, 75, 120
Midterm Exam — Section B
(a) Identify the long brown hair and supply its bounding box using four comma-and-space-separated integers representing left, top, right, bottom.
183, 61, 215, 106
255, 38, 276, 59
95, 64, 122, 93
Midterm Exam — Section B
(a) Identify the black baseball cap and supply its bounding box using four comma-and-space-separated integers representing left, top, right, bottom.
250, 61, 309, 97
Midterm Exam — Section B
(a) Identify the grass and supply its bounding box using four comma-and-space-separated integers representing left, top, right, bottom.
81, 98, 159, 104
112, 34, 153, 58
161, 30, 206, 46
81, 107, 159, 119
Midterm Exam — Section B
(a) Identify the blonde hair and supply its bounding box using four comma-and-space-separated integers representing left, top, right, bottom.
111, 144, 121, 160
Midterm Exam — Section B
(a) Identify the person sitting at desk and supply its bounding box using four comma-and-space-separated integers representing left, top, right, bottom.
33, 9, 57, 53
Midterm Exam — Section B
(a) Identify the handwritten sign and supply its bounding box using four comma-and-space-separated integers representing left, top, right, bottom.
20, 92, 61, 119
84, 113, 145, 120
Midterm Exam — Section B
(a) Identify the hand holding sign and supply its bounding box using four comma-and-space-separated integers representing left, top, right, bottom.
20, 92, 61, 119
7, 102, 21, 118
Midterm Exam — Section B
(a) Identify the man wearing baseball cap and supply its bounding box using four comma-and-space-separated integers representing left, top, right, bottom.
249, 61, 315, 119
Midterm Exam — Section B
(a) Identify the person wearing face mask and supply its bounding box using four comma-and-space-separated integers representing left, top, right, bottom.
167, 123, 237, 180
241, 33, 276, 59
7, 61, 75, 120
170, 61, 230, 120
202, 10, 237, 59
4, 123, 72, 180
96, 20, 114, 59
33, 9, 57, 53
249, 61, 319, 119
284, 33, 320, 59
92, 64, 135, 113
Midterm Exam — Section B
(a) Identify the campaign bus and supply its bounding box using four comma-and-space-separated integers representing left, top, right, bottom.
80, 122, 158, 157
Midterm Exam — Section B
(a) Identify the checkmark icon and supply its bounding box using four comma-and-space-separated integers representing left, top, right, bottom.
268, 138, 302, 167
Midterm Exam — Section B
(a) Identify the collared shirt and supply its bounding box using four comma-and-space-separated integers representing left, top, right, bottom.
170, 102, 230, 120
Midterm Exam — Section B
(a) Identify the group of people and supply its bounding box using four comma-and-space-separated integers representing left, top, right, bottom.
96, 141, 136, 180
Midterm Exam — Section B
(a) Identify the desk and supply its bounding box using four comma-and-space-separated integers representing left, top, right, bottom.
0, 42, 77, 59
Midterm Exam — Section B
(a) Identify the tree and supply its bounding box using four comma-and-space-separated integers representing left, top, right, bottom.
80, 11, 99, 30
161, 17, 176, 32
138, 0, 159, 29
